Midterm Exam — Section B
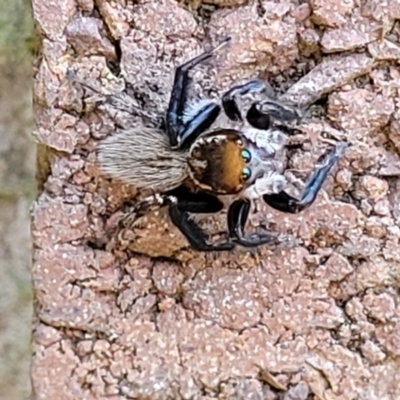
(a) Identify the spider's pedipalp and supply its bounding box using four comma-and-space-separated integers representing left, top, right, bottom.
243, 127, 287, 157
243, 172, 286, 199
258, 98, 304, 121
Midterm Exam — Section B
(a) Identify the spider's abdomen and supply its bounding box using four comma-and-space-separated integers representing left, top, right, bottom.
97, 127, 188, 193
187, 130, 248, 195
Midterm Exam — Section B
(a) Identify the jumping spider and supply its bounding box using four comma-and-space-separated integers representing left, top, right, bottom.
97, 38, 347, 251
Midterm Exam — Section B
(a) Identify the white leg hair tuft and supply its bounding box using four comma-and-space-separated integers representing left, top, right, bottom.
244, 172, 286, 199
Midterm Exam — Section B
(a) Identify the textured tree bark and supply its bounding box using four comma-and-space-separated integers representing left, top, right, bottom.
31, 0, 400, 399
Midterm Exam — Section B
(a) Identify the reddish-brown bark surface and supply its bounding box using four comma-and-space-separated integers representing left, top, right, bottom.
31, 0, 400, 399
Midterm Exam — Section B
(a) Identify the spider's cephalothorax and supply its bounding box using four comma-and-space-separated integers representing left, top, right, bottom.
186, 128, 287, 198
97, 37, 347, 251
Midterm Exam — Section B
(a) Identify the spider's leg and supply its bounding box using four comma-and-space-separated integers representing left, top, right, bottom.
228, 199, 279, 247
178, 100, 221, 150
120, 193, 177, 228
221, 79, 268, 122
168, 188, 235, 251
263, 142, 347, 213
166, 38, 230, 148
246, 98, 304, 130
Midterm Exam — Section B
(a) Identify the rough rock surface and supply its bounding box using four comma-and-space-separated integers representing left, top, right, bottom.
32, 0, 400, 399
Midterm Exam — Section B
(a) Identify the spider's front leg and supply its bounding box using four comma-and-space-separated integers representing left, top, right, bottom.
263, 142, 348, 213
166, 38, 230, 149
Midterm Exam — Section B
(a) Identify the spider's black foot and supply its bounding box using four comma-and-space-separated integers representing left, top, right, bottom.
192, 240, 236, 252
228, 198, 279, 248
232, 232, 280, 248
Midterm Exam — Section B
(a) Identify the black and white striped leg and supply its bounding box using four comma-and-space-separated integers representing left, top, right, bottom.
178, 101, 221, 150
166, 37, 231, 149
263, 142, 348, 213
222, 79, 268, 122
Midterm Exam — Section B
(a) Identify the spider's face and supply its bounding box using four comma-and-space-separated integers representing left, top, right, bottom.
187, 128, 287, 197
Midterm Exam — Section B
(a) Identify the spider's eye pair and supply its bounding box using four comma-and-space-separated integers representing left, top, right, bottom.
241, 150, 252, 181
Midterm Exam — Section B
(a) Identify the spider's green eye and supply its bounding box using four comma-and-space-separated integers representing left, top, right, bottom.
242, 167, 251, 181
241, 149, 251, 163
